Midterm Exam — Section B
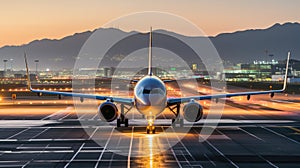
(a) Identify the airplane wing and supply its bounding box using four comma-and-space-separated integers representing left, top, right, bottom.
24, 53, 134, 105
168, 52, 290, 104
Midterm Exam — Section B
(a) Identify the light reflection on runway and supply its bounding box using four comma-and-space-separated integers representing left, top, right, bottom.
0, 84, 300, 167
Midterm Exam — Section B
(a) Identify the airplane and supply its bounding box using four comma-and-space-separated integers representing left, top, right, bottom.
24, 28, 291, 134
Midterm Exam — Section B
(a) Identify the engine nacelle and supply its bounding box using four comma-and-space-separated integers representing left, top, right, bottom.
183, 101, 203, 122
98, 101, 119, 122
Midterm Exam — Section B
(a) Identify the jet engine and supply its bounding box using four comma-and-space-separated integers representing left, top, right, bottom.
98, 101, 119, 122
183, 101, 203, 122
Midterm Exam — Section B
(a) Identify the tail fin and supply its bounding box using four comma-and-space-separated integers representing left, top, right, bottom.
24, 52, 32, 90
282, 51, 290, 91
148, 27, 153, 76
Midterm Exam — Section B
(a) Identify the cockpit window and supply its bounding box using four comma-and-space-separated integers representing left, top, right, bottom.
151, 88, 163, 94
143, 89, 151, 94
142, 88, 164, 94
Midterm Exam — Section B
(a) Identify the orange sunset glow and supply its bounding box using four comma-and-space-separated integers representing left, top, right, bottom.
0, 0, 300, 47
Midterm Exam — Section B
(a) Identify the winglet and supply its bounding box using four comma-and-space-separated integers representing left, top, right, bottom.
282, 52, 290, 91
24, 52, 32, 90
148, 27, 153, 76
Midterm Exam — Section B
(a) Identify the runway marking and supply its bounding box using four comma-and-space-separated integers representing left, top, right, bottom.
238, 127, 265, 142
171, 127, 197, 167
271, 99, 295, 104
41, 107, 73, 120
94, 127, 115, 168
2, 150, 74, 154
178, 139, 197, 165
64, 143, 85, 168
6, 128, 31, 139
29, 128, 50, 140
261, 126, 300, 145
204, 154, 216, 166
192, 128, 238, 167
16, 146, 72, 150
286, 126, 300, 134
263, 157, 279, 168
162, 128, 182, 168
91, 113, 99, 120
127, 127, 134, 168
260, 100, 300, 110
1, 126, 61, 167
78, 113, 88, 119
64, 127, 99, 168
204, 139, 239, 168
217, 128, 277, 167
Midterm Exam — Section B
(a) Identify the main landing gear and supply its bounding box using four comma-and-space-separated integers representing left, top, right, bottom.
117, 104, 132, 127
168, 103, 184, 127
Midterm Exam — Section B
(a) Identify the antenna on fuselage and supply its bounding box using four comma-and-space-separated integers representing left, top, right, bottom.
148, 27, 153, 76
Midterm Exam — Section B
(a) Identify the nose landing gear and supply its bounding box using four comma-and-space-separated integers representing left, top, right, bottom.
146, 125, 155, 134
146, 117, 156, 134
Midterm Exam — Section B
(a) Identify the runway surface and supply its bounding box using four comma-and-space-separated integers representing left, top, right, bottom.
0, 86, 300, 168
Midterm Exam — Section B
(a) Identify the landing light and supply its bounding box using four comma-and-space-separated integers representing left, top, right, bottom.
148, 118, 154, 126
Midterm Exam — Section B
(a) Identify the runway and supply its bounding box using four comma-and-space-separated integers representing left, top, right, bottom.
0, 87, 300, 167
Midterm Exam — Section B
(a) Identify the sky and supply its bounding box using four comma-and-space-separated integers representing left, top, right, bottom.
0, 0, 300, 47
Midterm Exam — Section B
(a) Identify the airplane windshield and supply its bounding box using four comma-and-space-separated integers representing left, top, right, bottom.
143, 89, 151, 94
142, 88, 164, 94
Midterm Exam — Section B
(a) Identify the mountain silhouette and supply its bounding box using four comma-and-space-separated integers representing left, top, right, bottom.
0, 22, 299, 70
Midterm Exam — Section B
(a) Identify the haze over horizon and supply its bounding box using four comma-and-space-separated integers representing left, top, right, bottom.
0, 0, 299, 47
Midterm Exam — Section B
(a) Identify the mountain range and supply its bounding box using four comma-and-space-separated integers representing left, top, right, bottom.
0, 22, 299, 70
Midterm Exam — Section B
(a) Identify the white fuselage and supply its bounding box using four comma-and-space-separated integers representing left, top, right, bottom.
134, 75, 167, 120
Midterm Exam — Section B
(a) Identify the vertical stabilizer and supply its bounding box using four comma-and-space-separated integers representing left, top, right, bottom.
24, 52, 32, 90
282, 52, 290, 91
148, 27, 153, 76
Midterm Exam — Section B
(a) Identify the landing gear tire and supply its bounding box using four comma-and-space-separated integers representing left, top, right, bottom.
125, 118, 129, 127
117, 119, 121, 127
146, 126, 156, 134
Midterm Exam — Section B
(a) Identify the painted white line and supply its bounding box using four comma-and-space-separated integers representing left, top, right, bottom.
6, 128, 30, 140
261, 126, 300, 145
94, 127, 115, 168
127, 127, 134, 168
64, 143, 85, 168
17, 147, 72, 150
260, 100, 300, 110
205, 140, 239, 168
162, 128, 183, 168
171, 127, 197, 167
264, 158, 279, 168
271, 100, 295, 104
91, 113, 99, 120
30, 128, 50, 140
238, 127, 265, 142
42, 107, 73, 120
204, 154, 216, 166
